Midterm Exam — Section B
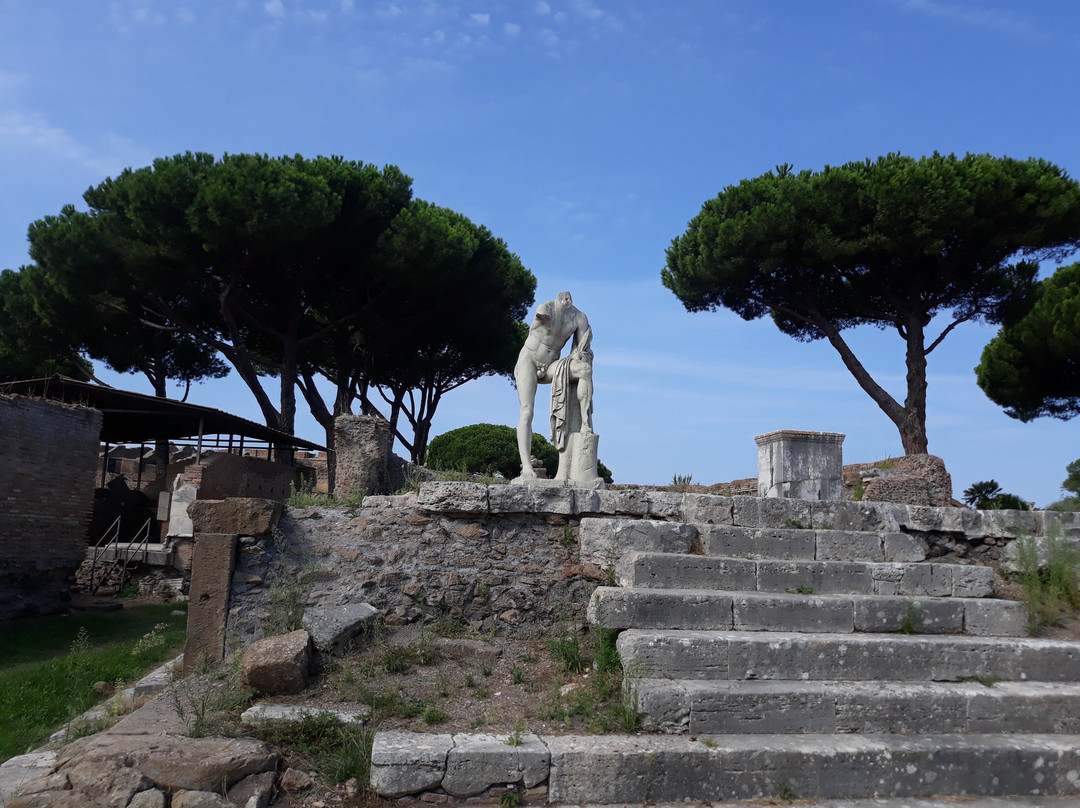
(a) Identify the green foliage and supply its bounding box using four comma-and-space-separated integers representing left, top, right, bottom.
962, 480, 1029, 510
1047, 497, 1080, 512
427, 422, 614, 482
0, 267, 93, 383
0, 605, 186, 758
24, 153, 536, 463
1065, 459, 1080, 497
1012, 530, 1080, 635
547, 631, 586, 674
286, 480, 365, 508
664, 152, 1080, 455
249, 711, 374, 785
499, 789, 524, 807
977, 263, 1080, 422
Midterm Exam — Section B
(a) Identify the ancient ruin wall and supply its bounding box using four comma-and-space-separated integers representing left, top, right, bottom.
226, 494, 594, 648
0, 395, 102, 619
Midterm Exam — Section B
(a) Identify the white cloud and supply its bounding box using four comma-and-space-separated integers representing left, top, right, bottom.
403, 56, 454, 75
470, 13, 490, 24
375, 3, 405, 19
534, 1, 550, 14
423, 29, 447, 45
504, 22, 521, 35
176, 6, 196, 23
571, 0, 603, 20
0, 111, 152, 178
264, 0, 284, 17
340, 0, 354, 11
897, 0, 1033, 36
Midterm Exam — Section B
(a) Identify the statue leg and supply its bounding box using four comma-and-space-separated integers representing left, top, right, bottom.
515, 356, 539, 478
570, 359, 593, 434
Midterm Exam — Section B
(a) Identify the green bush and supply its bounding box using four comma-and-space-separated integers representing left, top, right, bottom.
426, 423, 613, 483
962, 479, 1029, 510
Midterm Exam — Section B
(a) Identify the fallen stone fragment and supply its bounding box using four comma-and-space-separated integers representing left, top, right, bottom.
243, 629, 312, 695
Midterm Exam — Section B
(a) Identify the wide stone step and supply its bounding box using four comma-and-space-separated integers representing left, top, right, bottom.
616, 551, 994, 597
546, 733, 1080, 803
590, 587, 1026, 636
616, 629, 1080, 682
633, 678, 1080, 735
580, 518, 925, 566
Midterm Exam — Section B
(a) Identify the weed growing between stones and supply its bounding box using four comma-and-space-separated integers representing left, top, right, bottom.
783, 518, 811, 529
897, 603, 921, 635
499, 788, 524, 807
1013, 527, 1080, 635
168, 651, 254, 737
547, 630, 586, 674
286, 479, 366, 509
249, 711, 374, 785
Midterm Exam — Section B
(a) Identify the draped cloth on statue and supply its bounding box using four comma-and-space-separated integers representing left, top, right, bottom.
549, 356, 574, 451
549, 347, 595, 451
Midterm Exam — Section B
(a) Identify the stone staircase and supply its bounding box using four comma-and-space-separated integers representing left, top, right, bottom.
579, 515, 1080, 803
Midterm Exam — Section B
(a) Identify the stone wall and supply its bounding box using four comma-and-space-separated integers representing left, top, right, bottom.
0, 394, 102, 619
216, 482, 1080, 651
226, 492, 592, 646
862, 454, 954, 507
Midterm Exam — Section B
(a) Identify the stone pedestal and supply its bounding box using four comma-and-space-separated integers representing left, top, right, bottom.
755, 429, 844, 501
334, 415, 392, 496
515, 431, 605, 490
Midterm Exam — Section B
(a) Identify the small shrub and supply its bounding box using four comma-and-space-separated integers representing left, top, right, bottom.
499, 789, 524, 808
1014, 529, 1080, 634
548, 632, 586, 674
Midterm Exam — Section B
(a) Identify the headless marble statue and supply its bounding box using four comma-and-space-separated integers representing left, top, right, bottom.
513, 291, 604, 488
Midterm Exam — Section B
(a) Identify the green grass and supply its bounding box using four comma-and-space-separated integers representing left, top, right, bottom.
0, 604, 186, 759
248, 711, 373, 784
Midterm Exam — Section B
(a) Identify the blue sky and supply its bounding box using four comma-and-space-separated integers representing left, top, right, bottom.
1, 1, 1078, 504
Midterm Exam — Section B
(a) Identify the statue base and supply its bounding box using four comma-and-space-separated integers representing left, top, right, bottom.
513, 430, 605, 489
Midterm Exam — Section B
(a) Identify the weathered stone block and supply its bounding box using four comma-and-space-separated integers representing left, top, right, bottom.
755, 429, 845, 500
243, 629, 312, 695
732, 594, 854, 633
441, 733, 549, 797
964, 599, 1028, 637
302, 602, 379, 654
815, 530, 882, 562
335, 414, 392, 496
882, 532, 926, 562
699, 526, 816, 560
183, 533, 237, 675
852, 597, 964, 634
950, 564, 995, 598
589, 586, 734, 630
579, 518, 696, 567
187, 498, 281, 536
682, 494, 734, 525
416, 482, 489, 514
756, 560, 872, 595
616, 552, 757, 591
370, 732, 453, 798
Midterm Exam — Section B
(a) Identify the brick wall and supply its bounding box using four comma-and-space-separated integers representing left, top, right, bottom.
0, 395, 102, 619
177, 452, 301, 501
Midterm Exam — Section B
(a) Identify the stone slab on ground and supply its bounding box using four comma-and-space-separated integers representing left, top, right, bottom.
545, 733, 1080, 804
133, 654, 183, 698
301, 601, 379, 654
0, 751, 57, 804
441, 732, 549, 798
240, 702, 369, 725
370, 732, 454, 798
617, 629, 1080, 682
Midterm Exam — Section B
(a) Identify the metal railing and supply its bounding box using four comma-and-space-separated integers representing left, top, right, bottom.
87, 516, 153, 595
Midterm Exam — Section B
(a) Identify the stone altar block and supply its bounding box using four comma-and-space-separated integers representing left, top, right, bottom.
756, 429, 844, 500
